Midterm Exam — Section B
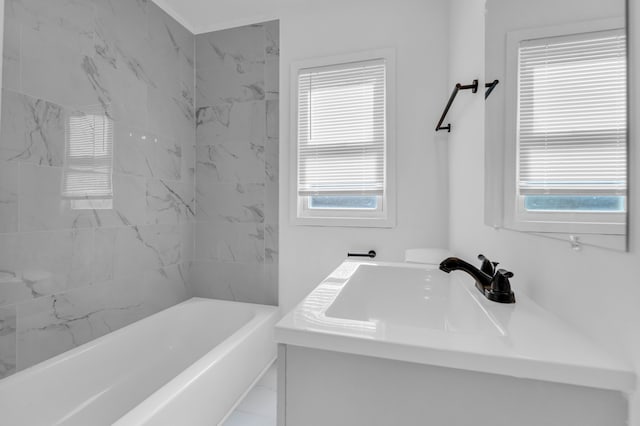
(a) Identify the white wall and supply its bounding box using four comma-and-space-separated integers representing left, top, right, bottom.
448, 0, 640, 422
278, 0, 450, 310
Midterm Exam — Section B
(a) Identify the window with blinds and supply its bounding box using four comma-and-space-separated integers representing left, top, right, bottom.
517, 29, 627, 212
297, 58, 386, 200
62, 113, 114, 209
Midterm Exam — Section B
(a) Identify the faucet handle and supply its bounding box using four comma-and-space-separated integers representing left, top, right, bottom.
477, 254, 498, 276
487, 269, 516, 303
497, 269, 514, 279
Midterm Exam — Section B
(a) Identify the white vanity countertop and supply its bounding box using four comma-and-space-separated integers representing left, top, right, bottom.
274, 260, 636, 393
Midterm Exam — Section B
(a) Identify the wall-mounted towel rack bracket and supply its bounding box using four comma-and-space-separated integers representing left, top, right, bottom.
435, 79, 479, 132
485, 79, 499, 99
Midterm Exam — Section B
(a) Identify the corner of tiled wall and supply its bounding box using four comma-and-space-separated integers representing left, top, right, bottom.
191, 20, 279, 306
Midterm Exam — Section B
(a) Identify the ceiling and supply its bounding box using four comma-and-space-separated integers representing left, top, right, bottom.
152, 0, 287, 34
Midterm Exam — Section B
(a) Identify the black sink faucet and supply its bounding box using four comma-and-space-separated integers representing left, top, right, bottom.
439, 254, 516, 303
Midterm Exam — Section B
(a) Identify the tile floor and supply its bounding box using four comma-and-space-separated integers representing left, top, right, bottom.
223, 363, 277, 426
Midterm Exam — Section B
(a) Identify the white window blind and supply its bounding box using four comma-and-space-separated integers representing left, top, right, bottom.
297, 59, 386, 196
517, 29, 626, 196
62, 113, 114, 200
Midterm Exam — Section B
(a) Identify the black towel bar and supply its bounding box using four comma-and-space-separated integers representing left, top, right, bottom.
435, 80, 479, 132
347, 250, 377, 259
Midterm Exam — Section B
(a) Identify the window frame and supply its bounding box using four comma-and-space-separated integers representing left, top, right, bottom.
290, 49, 396, 228
502, 18, 627, 241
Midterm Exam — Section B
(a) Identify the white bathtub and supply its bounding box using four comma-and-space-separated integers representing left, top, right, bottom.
0, 297, 279, 425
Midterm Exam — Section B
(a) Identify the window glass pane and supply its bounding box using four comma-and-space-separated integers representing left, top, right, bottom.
297, 59, 386, 196
524, 195, 625, 212
309, 195, 378, 210
517, 29, 627, 198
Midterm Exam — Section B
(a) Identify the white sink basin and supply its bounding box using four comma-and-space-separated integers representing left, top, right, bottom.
275, 260, 635, 393
324, 264, 500, 335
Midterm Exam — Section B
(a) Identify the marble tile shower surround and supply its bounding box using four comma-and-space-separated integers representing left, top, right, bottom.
191, 21, 279, 306
0, 0, 196, 379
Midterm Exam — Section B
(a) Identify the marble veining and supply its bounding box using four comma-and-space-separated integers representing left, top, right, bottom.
182, 142, 196, 186
24, 96, 66, 166
189, 260, 276, 305
0, 3, 277, 379
19, 165, 151, 232
265, 139, 278, 184
195, 29, 266, 104
93, 225, 182, 280
0, 89, 66, 166
196, 104, 231, 129
0, 306, 17, 379
196, 182, 265, 223
12, 262, 190, 372
153, 134, 182, 181
17, 0, 100, 109
196, 142, 264, 184
15, 276, 147, 370
146, 179, 195, 225
0, 229, 102, 307
195, 221, 264, 263
81, 56, 114, 119
9, 0, 96, 37
192, 21, 278, 306
0, 0, 195, 379
264, 223, 278, 264
174, 82, 196, 125
92, 10, 151, 125
196, 101, 266, 144
143, 264, 190, 312
264, 21, 279, 101
0, 163, 19, 233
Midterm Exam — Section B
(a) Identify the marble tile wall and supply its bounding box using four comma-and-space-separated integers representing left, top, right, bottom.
192, 21, 279, 306
0, 0, 195, 379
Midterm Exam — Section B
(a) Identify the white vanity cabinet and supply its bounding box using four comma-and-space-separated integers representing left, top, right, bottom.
275, 260, 635, 426
277, 344, 627, 426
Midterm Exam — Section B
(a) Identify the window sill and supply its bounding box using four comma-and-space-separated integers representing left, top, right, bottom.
293, 215, 395, 228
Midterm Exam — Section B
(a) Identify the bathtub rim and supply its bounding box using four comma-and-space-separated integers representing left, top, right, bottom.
0, 297, 278, 388
114, 297, 279, 425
